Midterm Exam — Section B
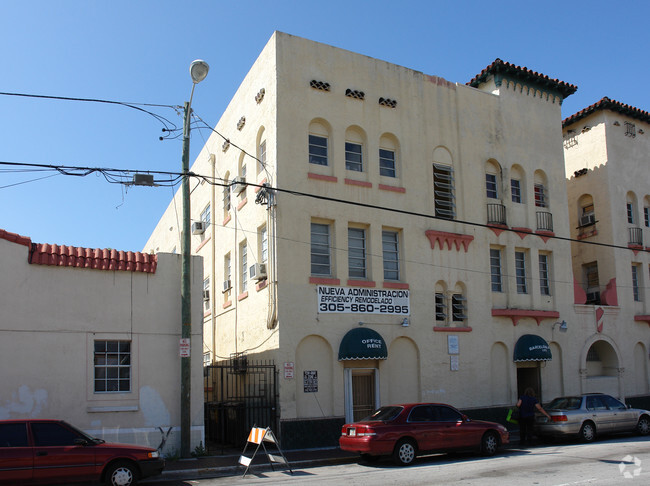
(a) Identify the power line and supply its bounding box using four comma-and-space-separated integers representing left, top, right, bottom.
0, 159, 647, 254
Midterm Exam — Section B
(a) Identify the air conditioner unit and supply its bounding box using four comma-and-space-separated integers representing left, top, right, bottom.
222, 279, 232, 292
231, 176, 246, 194
249, 263, 268, 280
585, 291, 600, 304
579, 214, 596, 226
192, 221, 206, 235
202, 290, 210, 301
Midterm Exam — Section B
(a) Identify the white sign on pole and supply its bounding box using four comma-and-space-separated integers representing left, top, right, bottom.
179, 338, 191, 357
317, 285, 410, 315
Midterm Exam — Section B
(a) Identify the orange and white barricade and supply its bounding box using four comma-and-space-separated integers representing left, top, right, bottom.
239, 426, 293, 477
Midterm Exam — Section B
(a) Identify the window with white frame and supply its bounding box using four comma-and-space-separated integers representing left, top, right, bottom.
382, 230, 400, 281
223, 183, 231, 214
451, 293, 467, 322
309, 134, 328, 166
379, 148, 396, 177
515, 251, 528, 294
240, 241, 248, 292
490, 248, 503, 292
435, 292, 446, 322
539, 253, 551, 296
348, 227, 367, 279
258, 139, 267, 174
224, 253, 232, 294
511, 179, 522, 203
345, 142, 363, 172
534, 183, 547, 208
632, 264, 641, 301
260, 226, 268, 263
203, 352, 211, 366
311, 223, 331, 276
627, 202, 635, 224
486, 173, 498, 199
203, 276, 210, 310
94, 340, 130, 393
200, 203, 211, 229
433, 163, 455, 220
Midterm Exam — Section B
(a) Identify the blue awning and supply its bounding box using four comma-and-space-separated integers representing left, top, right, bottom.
514, 334, 552, 362
338, 328, 388, 361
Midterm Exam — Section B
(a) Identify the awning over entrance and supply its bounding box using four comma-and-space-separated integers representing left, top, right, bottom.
338, 327, 388, 361
514, 334, 552, 362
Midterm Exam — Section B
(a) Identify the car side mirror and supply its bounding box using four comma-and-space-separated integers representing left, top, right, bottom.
74, 438, 88, 446
463, 414, 470, 422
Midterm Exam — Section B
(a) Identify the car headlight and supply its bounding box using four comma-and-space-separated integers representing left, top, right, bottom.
148, 451, 160, 459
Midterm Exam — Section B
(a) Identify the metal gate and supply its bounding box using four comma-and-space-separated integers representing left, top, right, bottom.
204, 356, 277, 448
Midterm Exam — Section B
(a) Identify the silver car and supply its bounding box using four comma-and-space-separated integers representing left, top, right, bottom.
534, 393, 650, 442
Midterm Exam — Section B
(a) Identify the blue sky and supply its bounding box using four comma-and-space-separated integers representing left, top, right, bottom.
1, 1, 648, 251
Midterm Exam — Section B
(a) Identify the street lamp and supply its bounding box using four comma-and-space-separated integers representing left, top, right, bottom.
181, 59, 209, 459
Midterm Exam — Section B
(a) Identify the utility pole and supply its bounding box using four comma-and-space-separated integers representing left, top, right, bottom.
180, 60, 209, 459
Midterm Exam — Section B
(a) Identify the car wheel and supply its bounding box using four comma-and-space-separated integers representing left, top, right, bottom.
636, 416, 650, 436
481, 431, 499, 456
360, 453, 381, 463
105, 461, 138, 486
579, 422, 596, 442
392, 438, 417, 466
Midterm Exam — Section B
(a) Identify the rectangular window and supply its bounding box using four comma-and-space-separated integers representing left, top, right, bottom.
224, 253, 231, 293
433, 163, 455, 220
490, 249, 503, 292
200, 204, 211, 228
309, 135, 328, 166
258, 140, 266, 173
311, 223, 331, 276
435, 293, 446, 322
486, 174, 498, 199
632, 264, 641, 301
645, 207, 650, 227
379, 149, 396, 177
223, 185, 231, 212
348, 228, 367, 279
345, 142, 363, 172
94, 341, 131, 393
511, 179, 522, 203
240, 241, 248, 292
261, 226, 268, 263
534, 184, 547, 208
203, 277, 210, 310
539, 254, 550, 296
627, 203, 635, 224
452, 294, 466, 322
515, 251, 528, 294
382, 230, 400, 281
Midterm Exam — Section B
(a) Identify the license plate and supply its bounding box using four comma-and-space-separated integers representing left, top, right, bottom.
348, 428, 356, 437
537, 417, 548, 423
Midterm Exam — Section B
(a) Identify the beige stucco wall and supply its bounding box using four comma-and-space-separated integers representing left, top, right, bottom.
0, 239, 204, 454
146, 31, 650, 435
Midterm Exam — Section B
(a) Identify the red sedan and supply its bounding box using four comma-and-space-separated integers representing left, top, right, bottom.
339, 403, 509, 465
0, 419, 164, 485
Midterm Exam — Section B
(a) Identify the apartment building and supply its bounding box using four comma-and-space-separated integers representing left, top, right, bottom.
145, 32, 626, 447
564, 97, 650, 402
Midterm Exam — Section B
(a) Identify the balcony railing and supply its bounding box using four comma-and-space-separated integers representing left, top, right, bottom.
536, 211, 553, 232
629, 227, 643, 246
487, 203, 506, 225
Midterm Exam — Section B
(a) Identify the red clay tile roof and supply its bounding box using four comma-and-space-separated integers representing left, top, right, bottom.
563, 97, 650, 128
467, 58, 577, 99
0, 228, 157, 273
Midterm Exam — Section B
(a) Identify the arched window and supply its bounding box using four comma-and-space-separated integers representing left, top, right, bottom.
345, 126, 366, 172
510, 165, 525, 204
534, 170, 548, 208
309, 120, 330, 166
433, 147, 455, 220
379, 133, 399, 178
485, 160, 501, 200
578, 194, 595, 227
256, 127, 267, 177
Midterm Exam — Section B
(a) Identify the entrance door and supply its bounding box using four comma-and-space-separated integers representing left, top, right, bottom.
345, 368, 379, 423
516, 364, 542, 402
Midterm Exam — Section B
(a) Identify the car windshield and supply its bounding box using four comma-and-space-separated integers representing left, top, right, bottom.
64, 421, 105, 444
361, 406, 403, 422
546, 397, 582, 410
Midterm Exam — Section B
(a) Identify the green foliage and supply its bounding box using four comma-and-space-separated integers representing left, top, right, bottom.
192, 441, 208, 457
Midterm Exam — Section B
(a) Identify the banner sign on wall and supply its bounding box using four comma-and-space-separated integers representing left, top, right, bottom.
317, 285, 410, 315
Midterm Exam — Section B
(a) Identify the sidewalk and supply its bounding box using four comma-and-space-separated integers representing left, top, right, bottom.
151, 431, 521, 482
149, 446, 358, 481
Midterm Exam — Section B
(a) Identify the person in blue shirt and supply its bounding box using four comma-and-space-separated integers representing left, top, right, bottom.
516, 387, 551, 445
